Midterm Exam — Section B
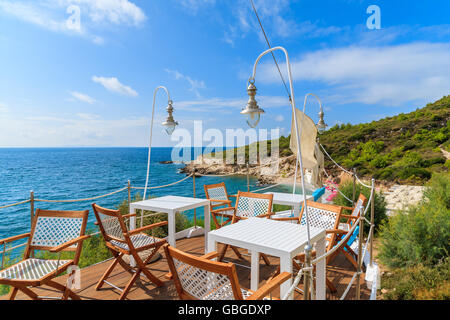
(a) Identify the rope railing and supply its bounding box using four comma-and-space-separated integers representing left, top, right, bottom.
35, 187, 128, 203
0, 199, 31, 210
130, 173, 194, 190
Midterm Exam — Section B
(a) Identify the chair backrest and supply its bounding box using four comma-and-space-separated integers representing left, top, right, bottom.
204, 182, 230, 202
299, 201, 342, 251
351, 194, 368, 218
164, 244, 243, 300
92, 204, 128, 243
26, 209, 89, 260
235, 191, 273, 218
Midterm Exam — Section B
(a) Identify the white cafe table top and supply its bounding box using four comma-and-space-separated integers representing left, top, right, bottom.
208, 217, 325, 257
264, 192, 313, 206
130, 195, 210, 212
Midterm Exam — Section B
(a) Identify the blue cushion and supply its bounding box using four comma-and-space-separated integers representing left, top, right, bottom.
312, 187, 326, 201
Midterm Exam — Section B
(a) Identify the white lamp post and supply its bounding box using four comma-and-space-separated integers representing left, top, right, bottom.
143, 86, 178, 200
241, 47, 317, 299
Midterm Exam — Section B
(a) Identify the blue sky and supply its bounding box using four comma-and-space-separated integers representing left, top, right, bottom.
0, 0, 449, 147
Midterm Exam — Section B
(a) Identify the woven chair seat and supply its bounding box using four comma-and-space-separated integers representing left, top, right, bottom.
0, 258, 71, 281
202, 286, 269, 300
110, 234, 160, 251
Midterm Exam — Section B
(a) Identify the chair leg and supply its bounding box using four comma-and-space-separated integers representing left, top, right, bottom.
217, 244, 229, 262
96, 256, 121, 290
46, 280, 81, 300
260, 253, 271, 266
139, 248, 164, 287
8, 287, 19, 300
18, 286, 40, 300
326, 278, 337, 293
119, 269, 141, 300
230, 246, 243, 259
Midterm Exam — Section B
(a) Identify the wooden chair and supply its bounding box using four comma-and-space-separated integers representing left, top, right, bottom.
92, 203, 167, 300
204, 182, 242, 260
218, 191, 274, 265
163, 244, 291, 300
337, 193, 368, 232
0, 209, 89, 300
329, 193, 368, 269
272, 201, 345, 293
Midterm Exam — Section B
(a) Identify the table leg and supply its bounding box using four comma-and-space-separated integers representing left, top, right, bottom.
129, 207, 137, 267
293, 203, 301, 218
316, 236, 326, 300
250, 250, 260, 291
204, 204, 210, 254
207, 236, 217, 254
168, 210, 176, 247
280, 253, 293, 300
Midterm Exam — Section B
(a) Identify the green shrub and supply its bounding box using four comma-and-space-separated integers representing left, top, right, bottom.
381, 258, 450, 300
378, 173, 450, 268
333, 180, 387, 234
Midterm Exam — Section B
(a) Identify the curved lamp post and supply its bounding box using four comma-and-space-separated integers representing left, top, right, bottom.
241, 46, 311, 242
143, 86, 178, 200
241, 47, 326, 300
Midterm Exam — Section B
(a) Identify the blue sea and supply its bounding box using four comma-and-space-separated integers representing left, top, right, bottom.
0, 147, 301, 244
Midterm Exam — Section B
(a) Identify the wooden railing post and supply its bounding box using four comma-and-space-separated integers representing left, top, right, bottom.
356, 206, 365, 300
30, 190, 34, 226
352, 168, 357, 205
247, 163, 250, 192
30, 190, 35, 257
193, 169, 197, 228
370, 178, 375, 266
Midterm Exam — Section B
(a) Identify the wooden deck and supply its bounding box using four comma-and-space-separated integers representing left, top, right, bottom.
1, 235, 370, 300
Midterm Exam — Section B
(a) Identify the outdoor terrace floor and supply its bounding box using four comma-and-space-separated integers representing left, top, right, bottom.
1, 235, 370, 300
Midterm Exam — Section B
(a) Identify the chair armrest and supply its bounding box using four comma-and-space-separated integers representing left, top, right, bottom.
229, 195, 237, 198
0, 233, 30, 245
210, 199, 232, 205
246, 272, 291, 300
341, 206, 354, 211
212, 207, 236, 214
123, 213, 137, 219
201, 251, 218, 260
257, 213, 273, 219
49, 235, 90, 253
326, 229, 347, 235
127, 221, 168, 235
340, 214, 358, 219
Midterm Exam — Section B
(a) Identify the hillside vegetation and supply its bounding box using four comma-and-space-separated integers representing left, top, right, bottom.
315, 96, 450, 183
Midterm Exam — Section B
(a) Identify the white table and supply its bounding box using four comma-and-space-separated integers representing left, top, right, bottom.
130, 196, 210, 253
265, 192, 313, 218
207, 217, 326, 300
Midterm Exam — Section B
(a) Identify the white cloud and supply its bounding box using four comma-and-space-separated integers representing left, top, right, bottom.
177, 0, 216, 14
0, 0, 146, 43
165, 69, 206, 98
175, 95, 289, 112
222, 0, 340, 46
275, 115, 284, 122
69, 91, 96, 104
92, 76, 138, 97
0, 103, 9, 112
257, 42, 450, 106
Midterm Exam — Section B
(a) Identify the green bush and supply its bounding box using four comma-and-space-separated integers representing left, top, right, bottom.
333, 180, 387, 234
381, 258, 450, 300
378, 173, 450, 268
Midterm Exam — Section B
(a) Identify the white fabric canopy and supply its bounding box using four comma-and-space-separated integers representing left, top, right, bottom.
289, 108, 318, 169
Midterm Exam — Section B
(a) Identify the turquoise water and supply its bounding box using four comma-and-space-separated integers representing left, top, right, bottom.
0, 147, 306, 242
